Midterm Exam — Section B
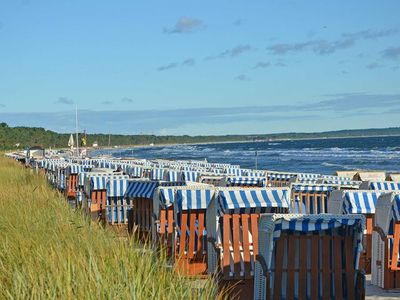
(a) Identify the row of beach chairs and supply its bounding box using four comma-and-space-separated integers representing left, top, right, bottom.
26, 157, 400, 298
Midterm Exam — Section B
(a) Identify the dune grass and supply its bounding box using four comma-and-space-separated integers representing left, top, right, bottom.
0, 157, 219, 299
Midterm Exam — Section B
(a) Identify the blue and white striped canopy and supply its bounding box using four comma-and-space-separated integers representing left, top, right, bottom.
218, 188, 289, 213
267, 173, 296, 180
150, 169, 164, 180
159, 187, 176, 207
324, 179, 361, 187
182, 171, 199, 182
271, 215, 364, 241
90, 176, 108, 190
224, 168, 242, 176
370, 181, 400, 191
128, 166, 143, 178
392, 194, 400, 221
125, 181, 159, 199
297, 173, 321, 179
292, 185, 334, 192
322, 175, 351, 181
343, 191, 381, 214
226, 176, 266, 187
107, 179, 129, 197
176, 188, 215, 210
166, 170, 181, 182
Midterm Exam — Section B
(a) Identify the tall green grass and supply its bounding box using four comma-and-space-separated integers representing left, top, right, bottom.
0, 158, 219, 299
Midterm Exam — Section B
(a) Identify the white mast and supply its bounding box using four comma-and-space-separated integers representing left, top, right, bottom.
75, 105, 79, 157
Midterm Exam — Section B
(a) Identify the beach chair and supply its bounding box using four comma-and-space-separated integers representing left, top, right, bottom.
291, 184, 337, 214
323, 179, 361, 190
266, 172, 297, 187
360, 180, 400, 191
84, 174, 128, 220
328, 190, 381, 274
254, 214, 365, 300
65, 164, 92, 200
207, 187, 290, 299
104, 178, 129, 225
173, 186, 215, 276
354, 171, 386, 182
198, 175, 224, 186
372, 192, 400, 289
221, 176, 267, 188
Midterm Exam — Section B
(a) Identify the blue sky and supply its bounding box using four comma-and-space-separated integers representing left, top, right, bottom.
0, 0, 399, 135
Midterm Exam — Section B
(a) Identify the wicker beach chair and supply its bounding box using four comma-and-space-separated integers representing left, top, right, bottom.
207, 187, 290, 299
372, 192, 400, 289
254, 214, 365, 300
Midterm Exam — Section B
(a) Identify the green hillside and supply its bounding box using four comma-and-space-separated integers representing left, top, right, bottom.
1, 122, 400, 150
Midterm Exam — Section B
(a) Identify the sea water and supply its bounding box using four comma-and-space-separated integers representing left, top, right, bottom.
91, 136, 400, 174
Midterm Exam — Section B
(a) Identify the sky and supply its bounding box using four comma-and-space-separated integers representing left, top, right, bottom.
0, 0, 399, 135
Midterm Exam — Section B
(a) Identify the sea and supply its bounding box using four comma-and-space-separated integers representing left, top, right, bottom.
91, 136, 400, 175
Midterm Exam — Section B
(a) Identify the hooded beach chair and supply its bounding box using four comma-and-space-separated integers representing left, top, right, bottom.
359, 180, 400, 191
173, 185, 215, 276
353, 171, 386, 182
207, 187, 290, 299
291, 184, 338, 214
266, 172, 297, 187
65, 164, 92, 199
105, 178, 129, 225
254, 214, 365, 300
328, 190, 382, 274
221, 176, 267, 188
372, 192, 400, 289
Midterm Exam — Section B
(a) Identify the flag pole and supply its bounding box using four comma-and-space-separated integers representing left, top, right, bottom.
75, 105, 79, 157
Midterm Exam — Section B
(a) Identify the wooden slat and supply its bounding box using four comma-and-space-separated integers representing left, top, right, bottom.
160, 209, 166, 235
333, 236, 343, 300
197, 211, 205, 257
179, 212, 188, 256
241, 214, 251, 279
310, 235, 319, 300
298, 235, 307, 300
188, 212, 196, 259
344, 236, 355, 300
286, 235, 295, 300
391, 223, 400, 271
273, 236, 285, 300
322, 235, 331, 300
232, 214, 241, 280
167, 208, 174, 234
250, 214, 259, 256
223, 215, 231, 279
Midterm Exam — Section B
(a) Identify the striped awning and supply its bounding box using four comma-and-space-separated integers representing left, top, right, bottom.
166, 170, 181, 182
267, 173, 296, 180
370, 181, 400, 191
128, 166, 143, 178
324, 180, 361, 187
107, 179, 129, 197
159, 187, 176, 207
292, 185, 334, 192
125, 181, 159, 199
226, 176, 266, 187
182, 171, 199, 182
90, 176, 108, 190
297, 173, 321, 179
343, 191, 381, 214
225, 168, 242, 176
392, 194, 400, 221
150, 169, 164, 180
218, 188, 289, 214
176, 188, 215, 210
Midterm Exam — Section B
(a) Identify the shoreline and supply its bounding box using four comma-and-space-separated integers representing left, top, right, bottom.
88, 133, 400, 153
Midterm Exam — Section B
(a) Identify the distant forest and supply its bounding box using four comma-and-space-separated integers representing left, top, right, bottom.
1, 122, 400, 150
